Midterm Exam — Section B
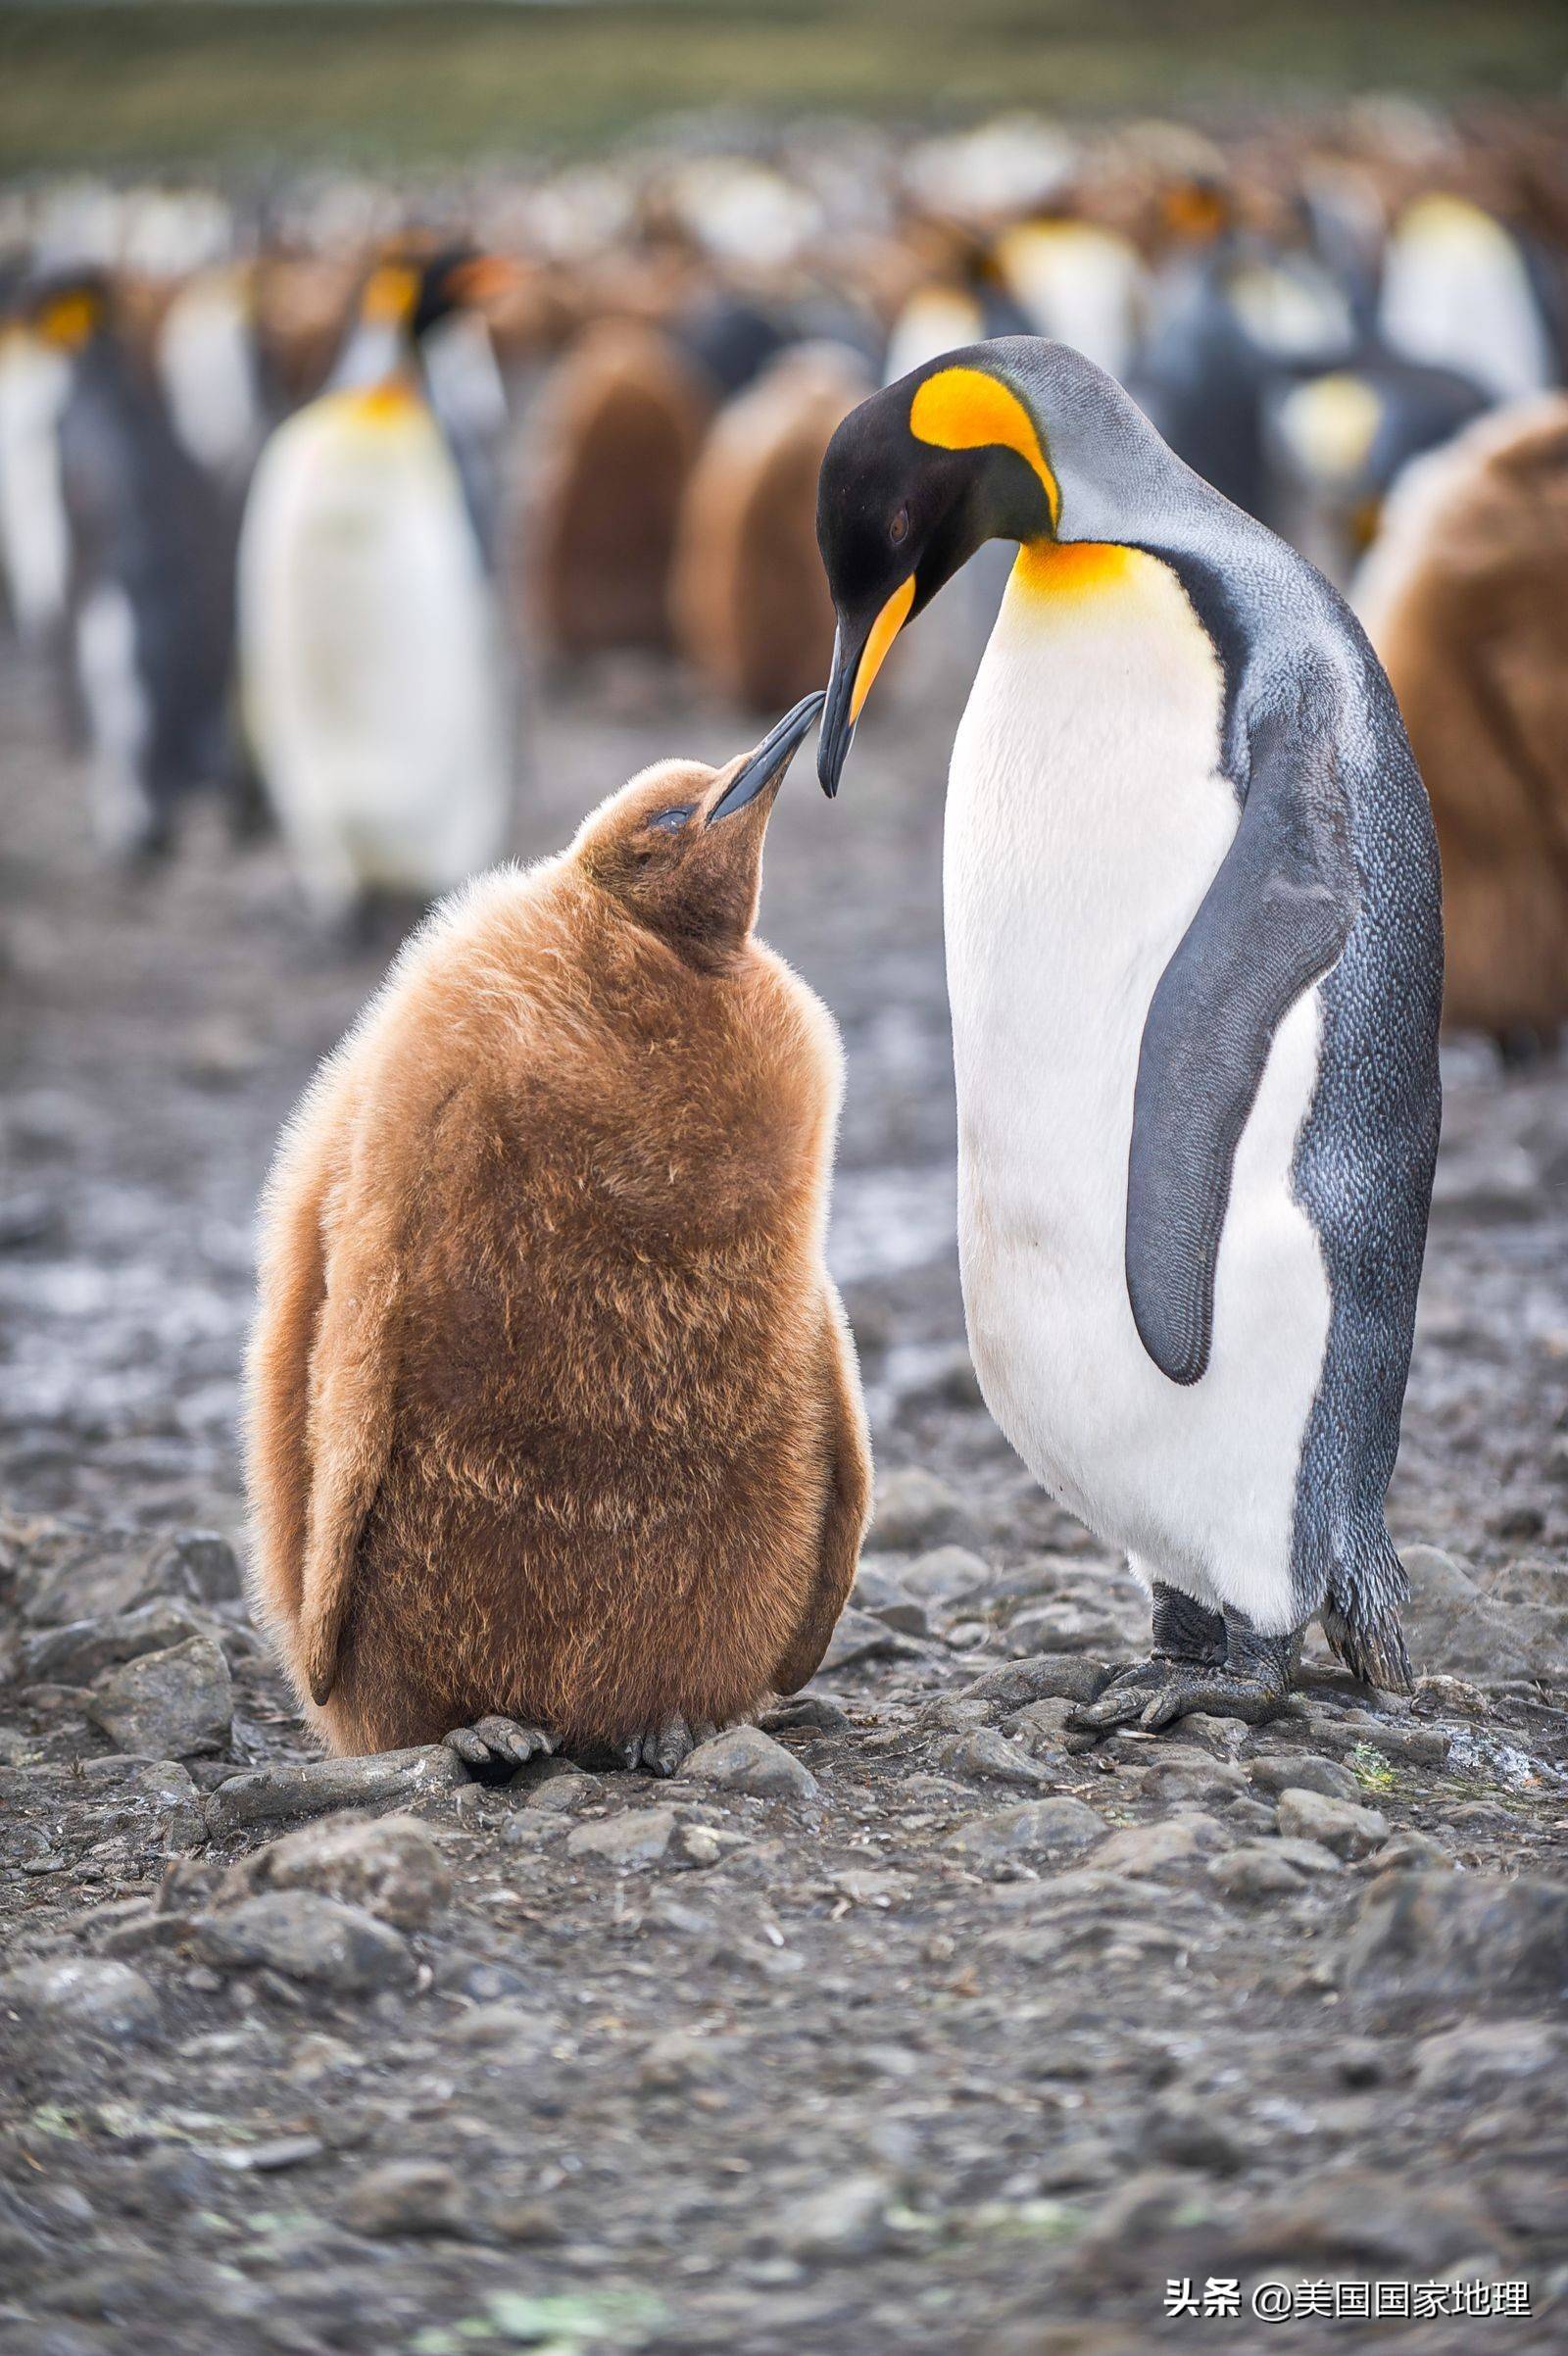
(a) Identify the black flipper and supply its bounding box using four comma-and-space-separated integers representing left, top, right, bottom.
1126, 681, 1359, 1386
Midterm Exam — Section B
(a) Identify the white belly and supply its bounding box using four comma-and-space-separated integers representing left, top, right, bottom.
238, 390, 509, 913
945, 548, 1331, 1626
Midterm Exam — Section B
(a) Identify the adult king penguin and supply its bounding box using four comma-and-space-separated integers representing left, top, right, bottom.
814, 338, 1443, 1731
238, 249, 511, 921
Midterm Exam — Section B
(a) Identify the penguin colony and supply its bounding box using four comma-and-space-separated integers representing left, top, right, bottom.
0, 106, 1562, 1757
3, 111, 1567, 1020
246, 696, 870, 1768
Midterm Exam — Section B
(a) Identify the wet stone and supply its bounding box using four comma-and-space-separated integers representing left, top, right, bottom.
203, 1744, 465, 1834
142, 1531, 243, 1606
898, 1545, 997, 1611
1006, 1599, 1130, 1656
1269, 1837, 1347, 1877
1274, 1788, 1390, 1859
947, 1795, 1104, 1864
1235, 2164, 1512, 2273
1246, 1750, 1361, 1803
816, 1606, 909, 1673
850, 1562, 928, 1636
86, 1636, 232, 1758
19, 1602, 210, 1687
0, 1957, 161, 2042
1412, 2020, 1565, 2098
1146, 2092, 1250, 2176
1342, 1870, 1568, 2012
219, 1813, 451, 1929
341, 2160, 468, 2238
937, 1728, 1055, 1790
565, 1806, 679, 1867
771, 2172, 894, 2263
960, 1653, 1107, 1710
1090, 1814, 1230, 1877
681, 1724, 817, 1800
192, 1892, 414, 1991
865, 1467, 979, 1554
1208, 1845, 1315, 1903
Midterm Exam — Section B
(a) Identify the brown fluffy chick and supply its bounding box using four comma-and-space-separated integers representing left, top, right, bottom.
1356, 394, 1568, 1049
523, 319, 715, 660
670, 345, 874, 712
244, 694, 870, 1775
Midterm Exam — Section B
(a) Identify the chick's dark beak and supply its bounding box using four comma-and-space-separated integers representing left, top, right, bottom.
708, 691, 825, 823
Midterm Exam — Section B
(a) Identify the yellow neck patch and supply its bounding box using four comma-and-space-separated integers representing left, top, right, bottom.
909, 366, 1061, 529
1012, 538, 1139, 599
327, 375, 422, 429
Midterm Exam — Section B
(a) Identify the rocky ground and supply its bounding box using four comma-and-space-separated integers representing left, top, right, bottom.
1, 634, 1565, 2356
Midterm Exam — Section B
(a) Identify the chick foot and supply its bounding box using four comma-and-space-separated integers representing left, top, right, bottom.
443, 1716, 559, 1777
620, 1714, 718, 1778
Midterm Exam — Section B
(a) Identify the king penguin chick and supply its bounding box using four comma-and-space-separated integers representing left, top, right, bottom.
1354, 393, 1568, 1052
814, 338, 1443, 1733
525, 319, 714, 662
245, 692, 870, 1771
670, 343, 874, 712
237, 249, 512, 923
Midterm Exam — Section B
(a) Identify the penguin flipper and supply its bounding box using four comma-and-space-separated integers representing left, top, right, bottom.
1126, 691, 1357, 1385
291, 1203, 405, 1708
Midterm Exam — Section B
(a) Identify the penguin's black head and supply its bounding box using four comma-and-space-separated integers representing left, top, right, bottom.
815, 349, 1058, 794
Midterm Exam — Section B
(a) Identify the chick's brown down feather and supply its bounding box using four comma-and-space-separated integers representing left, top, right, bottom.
245, 750, 870, 1754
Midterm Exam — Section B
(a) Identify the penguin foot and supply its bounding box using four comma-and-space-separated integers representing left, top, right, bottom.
619, 1714, 718, 1778
1065, 1614, 1301, 1742
443, 1716, 559, 1776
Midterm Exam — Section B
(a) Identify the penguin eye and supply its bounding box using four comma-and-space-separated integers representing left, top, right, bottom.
648, 805, 695, 834
889, 504, 910, 547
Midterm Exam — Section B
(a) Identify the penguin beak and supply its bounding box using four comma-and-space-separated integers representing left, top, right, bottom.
708, 692, 825, 824
817, 575, 915, 798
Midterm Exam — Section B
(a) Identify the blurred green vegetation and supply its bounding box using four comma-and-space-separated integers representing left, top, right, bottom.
1, 1, 1565, 173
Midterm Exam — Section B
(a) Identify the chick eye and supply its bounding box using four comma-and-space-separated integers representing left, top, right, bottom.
889, 504, 910, 547
648, 805, 695, 834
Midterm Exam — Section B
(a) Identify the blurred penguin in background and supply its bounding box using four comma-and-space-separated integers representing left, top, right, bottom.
0, 268, 72, 650
880, 226, 1032, 386
1130, 175, 1353, 518
524, 296, 788, 663
1378, 192, 1559, 406
238, 248, 514, 924
155, 259, 270, 497
27, 266, 235, 859
671, 341, 874, 712
336, 239, 513, 571
993, 211, 1147, 384
1262, 355, 1488, 587
1355, 394, 1568, 1055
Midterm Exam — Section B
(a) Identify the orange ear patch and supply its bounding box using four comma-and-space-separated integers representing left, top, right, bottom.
909, 366, 1061, 529
362, 264, 418, 326
37, 292, 100, 350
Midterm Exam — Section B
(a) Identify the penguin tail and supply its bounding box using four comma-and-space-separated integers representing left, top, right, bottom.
1320, 1534, 1414, 1694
